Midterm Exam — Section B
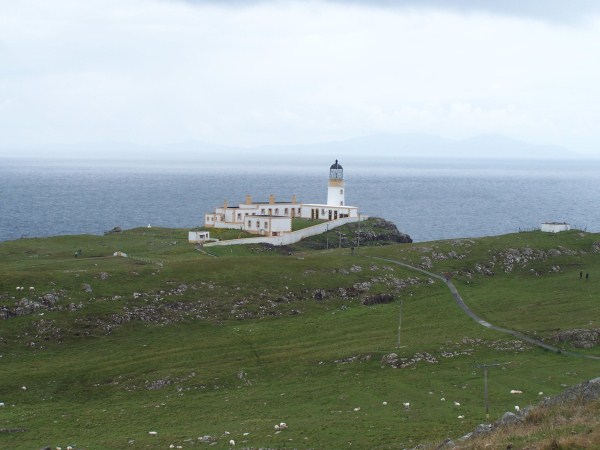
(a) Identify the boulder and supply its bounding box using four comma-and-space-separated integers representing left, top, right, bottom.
313, 289, 327, 300
381, 353, 399, 367
363, 293, 395, 306
499, 411, 522, 426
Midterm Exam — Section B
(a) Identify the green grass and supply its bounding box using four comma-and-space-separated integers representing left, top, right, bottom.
0, 229, 599, 448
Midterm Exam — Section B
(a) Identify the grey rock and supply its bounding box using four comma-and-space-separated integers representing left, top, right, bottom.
542, 377, 600, 407
198, 435, 216, 443
82, 283, 93, 293
381, 353, 398, 367
499, 411, 522, 426
435, 437, 455, 449
363, 293, 395, 306
552, 328, 600, 349
313, 289, 327, 300
473, 423, 492, 435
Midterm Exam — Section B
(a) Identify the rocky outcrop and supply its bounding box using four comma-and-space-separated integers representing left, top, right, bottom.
441, 377, 600, 449
354, 218, 412, 245
0, 291, 65, 319
541, 377, 600, 407
551, 328, 600, 348
362, 293, 395, 306
293, 217, 412, 250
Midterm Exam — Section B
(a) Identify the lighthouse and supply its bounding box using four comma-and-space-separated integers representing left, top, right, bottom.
327, 159, 345, 206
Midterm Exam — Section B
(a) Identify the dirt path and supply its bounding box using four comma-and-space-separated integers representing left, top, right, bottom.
371, 256, 600, 361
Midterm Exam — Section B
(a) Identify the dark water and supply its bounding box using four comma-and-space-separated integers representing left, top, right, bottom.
1, 158, 599, 243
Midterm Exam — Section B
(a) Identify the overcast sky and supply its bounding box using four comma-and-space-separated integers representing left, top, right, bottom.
2, 0, 600, 156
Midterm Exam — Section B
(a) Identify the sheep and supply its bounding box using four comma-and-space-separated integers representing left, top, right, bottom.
440, 397, 445, 402
0, 402, 4, 407
403, 402, 410, 410
453, 401, 460, 406
538, 391, 544, 396
457, 415, 464, 419
514, 405, 520, 412
353, 407, 360, 411
279, 422, 288, 429
148, 431, 157, 436
382, 401, 387, 405
510, 389, 523, 394
29, 286, 35, 292
229, 439, 235, 446
21, 386, 27, 391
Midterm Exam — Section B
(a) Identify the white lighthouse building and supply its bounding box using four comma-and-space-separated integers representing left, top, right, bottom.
327, 159, 345, 206
204, 159, 359, 235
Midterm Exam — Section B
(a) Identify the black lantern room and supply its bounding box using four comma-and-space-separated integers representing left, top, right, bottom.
329, 159, 343, 180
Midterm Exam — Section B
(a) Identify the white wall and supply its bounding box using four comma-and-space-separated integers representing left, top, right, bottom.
541, 223, 571, 233
188, 231, 210, 243
204, 216, 365, 247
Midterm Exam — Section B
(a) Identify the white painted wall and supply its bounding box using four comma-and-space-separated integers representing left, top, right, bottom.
204, 216, 366, 247
327, 181, 345, 206
188, 231, 210, 243
541, 222, 571, 233
300, 204, 358, 220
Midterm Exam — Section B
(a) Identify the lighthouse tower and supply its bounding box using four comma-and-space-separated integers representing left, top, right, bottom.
327, 159, 345, 206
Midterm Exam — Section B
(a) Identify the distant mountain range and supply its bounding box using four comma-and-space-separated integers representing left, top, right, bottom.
1, 133, 583, 163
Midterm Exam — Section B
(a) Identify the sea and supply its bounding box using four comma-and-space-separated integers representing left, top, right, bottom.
1, 157, 599, 243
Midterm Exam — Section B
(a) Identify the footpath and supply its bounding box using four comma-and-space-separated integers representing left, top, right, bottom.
371, 256, 600, 361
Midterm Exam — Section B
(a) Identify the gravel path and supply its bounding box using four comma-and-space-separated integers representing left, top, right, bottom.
371, 256, 600, 361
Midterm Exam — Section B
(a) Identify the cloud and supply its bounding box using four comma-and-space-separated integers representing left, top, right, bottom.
174, 0, 600, 24
1, 0, 600, 156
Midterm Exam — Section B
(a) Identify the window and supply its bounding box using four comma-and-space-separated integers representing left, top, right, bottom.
237, 213, 242, 220
261, 209, 265, 214
340, 189, 343, 194
284, 208, 288, 215
275, 208, 279, 215
264, 221, 269, 229
247, 220, 252, 227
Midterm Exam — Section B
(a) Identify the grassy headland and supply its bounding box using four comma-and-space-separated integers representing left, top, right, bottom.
0, 221, 599, 449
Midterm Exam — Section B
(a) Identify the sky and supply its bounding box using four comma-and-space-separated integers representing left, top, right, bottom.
2, 0, 600, 157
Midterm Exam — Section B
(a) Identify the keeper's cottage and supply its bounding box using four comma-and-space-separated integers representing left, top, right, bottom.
204, 160, 359, 236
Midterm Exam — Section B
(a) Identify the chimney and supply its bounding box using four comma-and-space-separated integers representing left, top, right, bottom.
292, 194, 297, 204
269, 194, 275, 205
245, 194, 252, 205
223, 199, 228, 208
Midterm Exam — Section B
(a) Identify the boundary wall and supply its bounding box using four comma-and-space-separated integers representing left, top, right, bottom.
204, 216, 366, 247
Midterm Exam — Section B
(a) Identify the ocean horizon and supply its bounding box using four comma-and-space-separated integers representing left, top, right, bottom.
1, 157, 599, 243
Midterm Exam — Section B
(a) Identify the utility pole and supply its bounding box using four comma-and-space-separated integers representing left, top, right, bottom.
357, 216, 360, 249
476, 362, 501, 420
396, 300, 403, 349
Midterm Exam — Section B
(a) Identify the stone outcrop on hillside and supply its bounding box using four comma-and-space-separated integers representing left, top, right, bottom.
435, 377, 600, 449
551, 328, 600, 348
540, 377, 600, 407
355, 218, 413, 245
